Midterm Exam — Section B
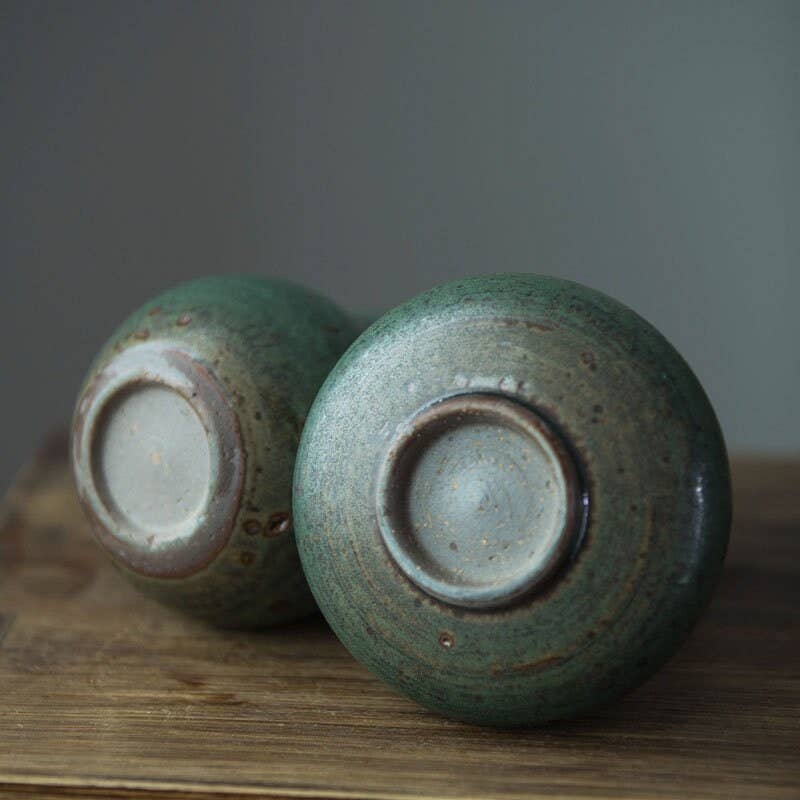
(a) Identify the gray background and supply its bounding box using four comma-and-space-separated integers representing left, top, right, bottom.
2, 1, 798, 493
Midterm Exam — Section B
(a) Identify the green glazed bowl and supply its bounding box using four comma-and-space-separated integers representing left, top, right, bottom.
72, 276, 359, 628
294, 274, 731, 726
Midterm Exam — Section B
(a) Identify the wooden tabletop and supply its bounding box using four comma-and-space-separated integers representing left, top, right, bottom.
0, 434, 798, 800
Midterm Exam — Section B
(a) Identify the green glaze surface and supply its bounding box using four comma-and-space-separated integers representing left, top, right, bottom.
294, 274, 731, 726
72, 276, 358, 628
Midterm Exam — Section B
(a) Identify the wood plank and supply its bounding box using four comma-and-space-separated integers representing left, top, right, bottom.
0, 433, 798, 799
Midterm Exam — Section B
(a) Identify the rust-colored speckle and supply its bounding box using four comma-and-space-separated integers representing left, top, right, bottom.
148, 306, 161, 316
243, 519, 261, 536
265, 511, 291, 538
438, 631, 455, 650
491, 654, 567, 676
133, 329, 150, 341
240, 551, 255, 566
176, 314, 192, 327
526, 321, 557, 332
322, 324, 341, 335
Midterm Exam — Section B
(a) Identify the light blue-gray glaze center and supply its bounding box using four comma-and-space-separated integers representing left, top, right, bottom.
377, 394, 578, 608
91, 384, 211, 542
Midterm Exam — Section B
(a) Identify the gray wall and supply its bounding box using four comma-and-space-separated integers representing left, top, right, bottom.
2, 1, 798, 492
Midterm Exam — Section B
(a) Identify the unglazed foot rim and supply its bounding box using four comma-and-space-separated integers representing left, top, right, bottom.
375, 392, 586, 609
72, 342, 244, 578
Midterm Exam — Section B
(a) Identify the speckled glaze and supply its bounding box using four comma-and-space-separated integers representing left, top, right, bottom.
72, 276, 359, 628
294, 274, 731, 726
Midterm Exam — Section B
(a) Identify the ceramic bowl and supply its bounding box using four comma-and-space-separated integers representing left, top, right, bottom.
72, 275, 359, 627
294, 274, 731, 725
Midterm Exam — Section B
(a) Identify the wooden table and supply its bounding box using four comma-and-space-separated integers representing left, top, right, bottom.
0, 434, 798, 800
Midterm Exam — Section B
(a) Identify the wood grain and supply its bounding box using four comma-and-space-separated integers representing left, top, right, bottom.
0, 433, 798, 800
